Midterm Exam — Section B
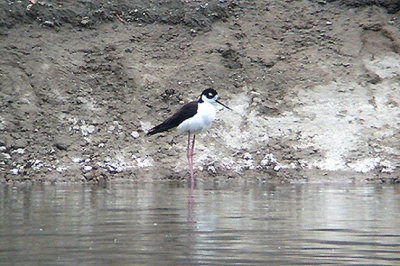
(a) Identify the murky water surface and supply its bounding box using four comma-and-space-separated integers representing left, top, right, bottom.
1, 182, 400, 265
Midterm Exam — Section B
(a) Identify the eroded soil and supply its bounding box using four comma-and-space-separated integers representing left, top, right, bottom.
1, 0, 400, 183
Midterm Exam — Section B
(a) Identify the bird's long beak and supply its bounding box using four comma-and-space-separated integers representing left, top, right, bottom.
216, 99, 232, 110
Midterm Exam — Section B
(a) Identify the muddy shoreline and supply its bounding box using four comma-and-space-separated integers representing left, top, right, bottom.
1, 0, 400, 183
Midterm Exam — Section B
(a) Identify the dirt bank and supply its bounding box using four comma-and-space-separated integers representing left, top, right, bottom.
1, 0, 400, 183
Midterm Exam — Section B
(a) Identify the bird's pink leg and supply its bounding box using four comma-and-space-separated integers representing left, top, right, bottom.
190, 135, 196, 185
187, 132, 192, 171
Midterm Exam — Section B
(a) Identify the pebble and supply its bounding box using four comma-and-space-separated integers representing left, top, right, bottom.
207, 165, 216, 173
56, 166, 67, 173
80, 124, 95, 136
253, 97, 262, 103
1, 153, 11, 159
72, 157, 82, 163
113, 121, 123, 129
131, 131, 140, 139
87, 125, 95, 134
14, 148, 25, 154
81, 17, 90, 25
83, 165, 93, 172
54, 136, 72, 151
43, 21, 55, 27
261, 153, 277, 166
11, 169, 19, 175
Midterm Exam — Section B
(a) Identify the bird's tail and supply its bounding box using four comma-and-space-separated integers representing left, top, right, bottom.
146, 122, 172, 136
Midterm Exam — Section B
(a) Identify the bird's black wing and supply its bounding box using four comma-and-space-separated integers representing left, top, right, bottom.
147, 101, 198, 136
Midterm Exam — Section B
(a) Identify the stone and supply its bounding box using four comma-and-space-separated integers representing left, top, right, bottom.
131, 131, 140, 139
54, 135, 73, 151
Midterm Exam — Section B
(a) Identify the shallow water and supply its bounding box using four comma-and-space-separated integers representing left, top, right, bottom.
1, 181, 400, 265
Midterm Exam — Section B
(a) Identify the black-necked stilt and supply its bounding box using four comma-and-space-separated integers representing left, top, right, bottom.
147, 88, 231, 184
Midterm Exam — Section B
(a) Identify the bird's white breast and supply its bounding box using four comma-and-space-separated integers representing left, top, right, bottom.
177, 102, 216, 134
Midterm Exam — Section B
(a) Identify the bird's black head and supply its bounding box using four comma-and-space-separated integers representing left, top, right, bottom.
199, 88, 218, 102
199, 88, 232, 110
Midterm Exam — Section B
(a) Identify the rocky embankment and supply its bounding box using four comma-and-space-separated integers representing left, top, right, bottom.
1, 0, 400, 183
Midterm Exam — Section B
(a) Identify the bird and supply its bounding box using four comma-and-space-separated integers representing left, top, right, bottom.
147, 88, 231, 184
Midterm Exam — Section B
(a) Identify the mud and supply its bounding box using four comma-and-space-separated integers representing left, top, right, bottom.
1, 0, 400, 183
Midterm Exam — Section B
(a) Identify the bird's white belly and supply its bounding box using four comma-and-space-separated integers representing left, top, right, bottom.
177, 103, 216, 134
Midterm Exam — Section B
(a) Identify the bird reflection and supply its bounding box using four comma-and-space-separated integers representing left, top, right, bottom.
187, 182, 196, 223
